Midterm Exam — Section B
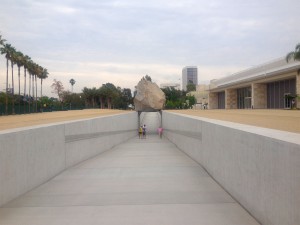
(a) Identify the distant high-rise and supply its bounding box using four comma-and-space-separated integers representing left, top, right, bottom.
182, 66, 198, 91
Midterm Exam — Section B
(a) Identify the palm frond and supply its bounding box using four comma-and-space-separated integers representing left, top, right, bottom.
285, 51, 295, 62
294, 51, 300, 61
295, 43, 300, 51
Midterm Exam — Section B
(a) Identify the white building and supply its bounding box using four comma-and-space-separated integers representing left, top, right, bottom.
182, 66, 198, 91
208, 57, 300, 109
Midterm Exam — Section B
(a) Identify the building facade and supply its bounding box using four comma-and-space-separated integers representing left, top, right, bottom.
208, 58, 300, 109
182, 66, 198, 91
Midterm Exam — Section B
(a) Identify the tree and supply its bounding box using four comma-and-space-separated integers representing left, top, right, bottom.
0, 33, 6, 83
26, 59, 34, 112
111, 86, 133, 109
0, 35, 5, 94
82, 87, 97, 108
15, 51, 24, 96
144, 75, 152, 82
100, 83, 119, 109
69, 78, 76, 92
40, 68, 48, 97
0, 43, 15, 114
286, 43, 300, 62
27, 61, 39, 112
51, 79, 64, 101
286, 43, 300, 74
0, 34, 6, 46
161, 87, 186, 109
15, 51, 24, 113
10, 47, 18, 114
186, 94, 196, 108
34, 64, 42, 112
0, 35, 6, 80
20, 55, 30, 113
186, 82, 196, 92
120, 88, 133, 109
60, 91, 84, 110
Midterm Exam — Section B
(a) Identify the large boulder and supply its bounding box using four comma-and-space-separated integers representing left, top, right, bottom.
134, 78, 166, 111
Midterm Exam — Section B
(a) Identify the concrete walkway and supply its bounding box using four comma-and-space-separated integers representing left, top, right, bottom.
0, 135, 259, 225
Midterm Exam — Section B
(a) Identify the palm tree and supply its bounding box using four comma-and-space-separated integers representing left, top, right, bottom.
31, 62, 39, 113
22, 55, 30, 113
100, 83, 118, 109
69, 78, 76, 92
286, 43, 300, 62
40, 68, 48, 97
15, 51, 24, 113
27, 60, 34, 113
10, 47, 17, 114
0, 35, 6, 78
82, 87, 97, 108
34, 64, 38, 112
286, 43, 300, 74
0, 34, 5, 46
98, 87, 106, 109
15, 51, 24, 96
35, 65, 46, 112
0, 43, 15, 114
0, 35, 6, 91
32, 63, 41, 112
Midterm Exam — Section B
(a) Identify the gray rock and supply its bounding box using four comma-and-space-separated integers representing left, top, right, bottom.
134, 78, 166, 111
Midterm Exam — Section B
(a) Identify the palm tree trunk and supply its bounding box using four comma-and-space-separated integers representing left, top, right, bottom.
18, 66, 21, 114
11, 62, 15, 114
100, 97, 104, 109
24, 68, 26, 114
35, 75, 38, 112
5, 58, 8, 115
41, 79, 43, 97
28, 74, 31, 113
108, 97, 112, 109
32, 74, 34, 112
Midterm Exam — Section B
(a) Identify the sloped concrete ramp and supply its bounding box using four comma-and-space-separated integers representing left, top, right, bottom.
0, 135, 259, 225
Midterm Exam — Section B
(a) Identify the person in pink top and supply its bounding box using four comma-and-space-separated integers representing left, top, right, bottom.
157, 127, 163, 139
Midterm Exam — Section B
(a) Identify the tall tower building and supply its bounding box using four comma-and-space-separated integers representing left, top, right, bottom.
182, 66, 198, 91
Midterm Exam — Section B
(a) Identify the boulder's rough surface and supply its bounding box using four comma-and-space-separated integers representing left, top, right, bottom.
134, 79, 166, 111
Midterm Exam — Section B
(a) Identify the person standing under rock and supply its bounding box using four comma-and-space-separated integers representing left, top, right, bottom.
138, 126, 143, 139
157, 127, 163, 139
142, 124, 147, 138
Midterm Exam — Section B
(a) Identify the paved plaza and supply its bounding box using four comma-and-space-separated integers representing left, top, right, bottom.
0, 135, 259, 225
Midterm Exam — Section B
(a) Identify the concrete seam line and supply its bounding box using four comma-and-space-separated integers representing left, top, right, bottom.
65, 129, 136, 143
64, 124, 67, 169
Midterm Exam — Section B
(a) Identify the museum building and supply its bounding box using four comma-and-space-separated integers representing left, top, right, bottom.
208, 57, 300, 109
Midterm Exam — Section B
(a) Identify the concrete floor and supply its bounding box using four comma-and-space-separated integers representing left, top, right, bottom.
0, 135, 259, 225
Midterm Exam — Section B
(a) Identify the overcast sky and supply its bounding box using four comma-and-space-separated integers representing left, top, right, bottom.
1, 0, 300, 97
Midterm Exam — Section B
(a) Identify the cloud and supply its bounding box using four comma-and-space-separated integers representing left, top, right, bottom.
1, 0, 300, 98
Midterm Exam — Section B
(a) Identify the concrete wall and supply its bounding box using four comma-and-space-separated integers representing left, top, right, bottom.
0, 112, 137, 207
162, 111, 300, 225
